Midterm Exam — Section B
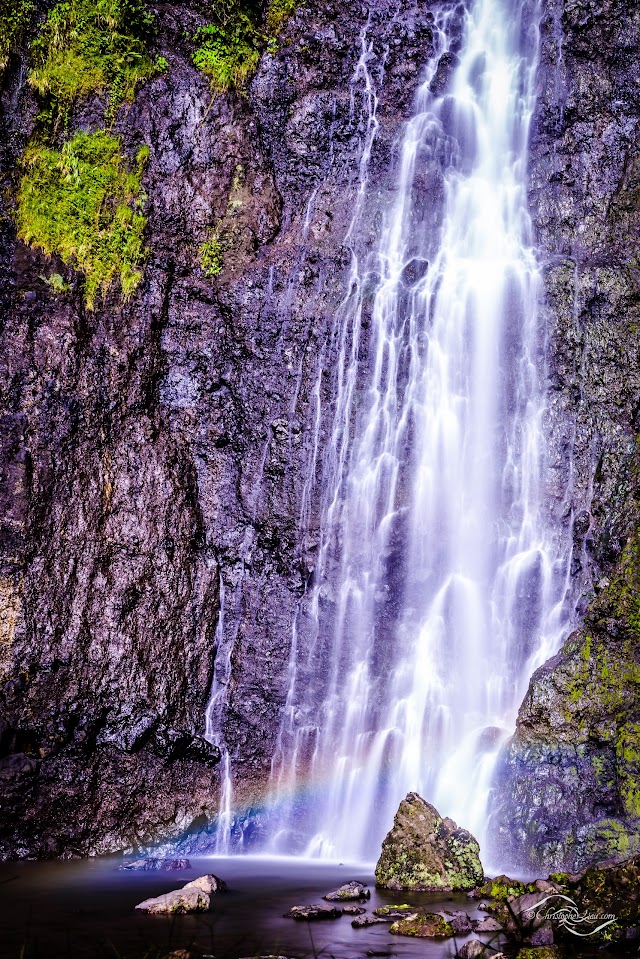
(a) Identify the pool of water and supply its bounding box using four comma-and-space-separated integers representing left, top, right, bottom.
1, 855, 497, 959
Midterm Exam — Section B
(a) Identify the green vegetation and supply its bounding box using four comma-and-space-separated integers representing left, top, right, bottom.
193, 12, 260, 92
193, 0, 298, 92
389, 913, 454, 938
17, 131, 149, 308
29, 0, 166, 126
199, 229, 225, 277
0, 0, 33, 71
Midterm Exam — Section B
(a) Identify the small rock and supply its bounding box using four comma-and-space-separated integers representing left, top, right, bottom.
183, 874, 227, 894
390, 912, 454, 937
446, 909, 473, 934
285, 903, 343, 920
534, 880, 558, 894
341, 904, 366, 915
352, 914, 390, 928
473, 915, 502, 932
120, 858, 191, 871
457, 941, 490, 959
372, 904, 416, 919
135, 887, 209, 915
529, 922, 554, 946
324, 880, 370, 901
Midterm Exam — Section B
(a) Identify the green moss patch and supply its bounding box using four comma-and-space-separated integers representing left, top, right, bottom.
17, 131, 148, 308
389, 912, 454, 938
29, 0, 165, 125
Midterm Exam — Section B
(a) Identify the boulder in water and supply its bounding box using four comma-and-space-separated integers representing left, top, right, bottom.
389, 911, 454, 937
183, 873, 227, 894
323, 880, 370, 901
473, 915, 502, 932
134, 873, 226, 914
446, 909, 474, 934
456, 941, 492, 959
135, 886, 209, 915
285, 903, 343, 920
375, 792, 484, 891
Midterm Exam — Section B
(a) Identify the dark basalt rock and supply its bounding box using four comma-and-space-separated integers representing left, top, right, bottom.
0, 0, 438, 860
429, 52, 460, 95
489, 0, 640, 873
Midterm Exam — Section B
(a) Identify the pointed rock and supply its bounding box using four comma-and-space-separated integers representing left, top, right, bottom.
375, 792, 484, 891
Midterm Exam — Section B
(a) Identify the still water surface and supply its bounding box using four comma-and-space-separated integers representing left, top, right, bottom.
1, 855, 490, 959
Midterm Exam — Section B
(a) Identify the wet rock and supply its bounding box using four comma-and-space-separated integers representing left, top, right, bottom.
135, 886, 209, 915
469, 874, 528, 900
473, 915, 502, 932
286, 903, 343, 920
446, 909, 473, 934
529, 924, 555, 946
373, 904, 416, 919
351, 914, 390, 928
389, 911, 454, 937
340, 904, 366, 915
400, 257, 429, 286
375, 792, 484, 891
490, 0, 640, 874
323, 880, 370, 901
429, 51, 460, 95
182, 873, 227, 894
456, 941, 491, 959
119, 858, 191, 871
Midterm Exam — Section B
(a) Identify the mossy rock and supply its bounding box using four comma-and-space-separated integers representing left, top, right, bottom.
373, 904, 415, 917
389, 912, 454, 937
515, 949, 560, 959
375, 792, 484, 891
472, 874, 530, 900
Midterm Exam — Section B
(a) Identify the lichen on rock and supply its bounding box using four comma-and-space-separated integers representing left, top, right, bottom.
375, 792, 484, 891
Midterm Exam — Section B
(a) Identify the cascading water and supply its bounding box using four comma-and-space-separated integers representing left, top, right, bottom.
264, 0, 576, 865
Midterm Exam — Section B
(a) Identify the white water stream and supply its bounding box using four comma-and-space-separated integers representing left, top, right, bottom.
203, 0, 576, 867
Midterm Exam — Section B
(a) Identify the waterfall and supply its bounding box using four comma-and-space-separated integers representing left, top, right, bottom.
264, 0, 575, 864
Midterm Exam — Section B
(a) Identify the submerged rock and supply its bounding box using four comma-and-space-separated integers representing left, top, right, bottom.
375, 792, 484, 891
389, 911, 454, 937
473, 915, 502, 932
119, 857, 191, 871
286, 903, 343, 920
341, 904, 366, 915
323, 880, 370, 901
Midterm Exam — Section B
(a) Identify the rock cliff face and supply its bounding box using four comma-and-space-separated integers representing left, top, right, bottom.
0, 0, 638, 867
489, 0, 640, 871
0, 0, 438, 858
